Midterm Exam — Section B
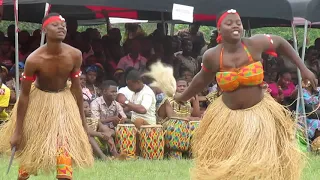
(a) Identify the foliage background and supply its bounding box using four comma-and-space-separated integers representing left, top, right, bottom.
1, 21, 320, 47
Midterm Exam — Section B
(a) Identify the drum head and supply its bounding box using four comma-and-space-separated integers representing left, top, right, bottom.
140, 125, 163, 128
189, 121, 200, 123
117, 124, 135, 127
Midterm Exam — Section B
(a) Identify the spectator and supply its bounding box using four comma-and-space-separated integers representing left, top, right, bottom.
269, 69, 296, 104
117, 69, 156, 128
117, 39, 147, 73
91, 80, 127, 131
0, 77, 10, 123
176, 23, 206, 51
85, 65, 100, 100
174, 38, 199, 78
0, 37, 14, 68
84, 100, 118, 160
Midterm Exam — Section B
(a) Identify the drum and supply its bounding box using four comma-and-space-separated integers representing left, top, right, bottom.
115, 124, 137, 157
188, 121, 200, 158
189, 121, 200, 137
163, 118, 190, 152
139, 125, 165, 160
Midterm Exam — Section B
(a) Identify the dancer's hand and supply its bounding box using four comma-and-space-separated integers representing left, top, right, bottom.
301, 67, 318, 90
190, 95, 199, 103
10, 131, 22, 150
173, 93, 185, 104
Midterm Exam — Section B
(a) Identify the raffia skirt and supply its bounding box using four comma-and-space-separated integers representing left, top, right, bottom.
191, 93, 304, 180
0, 84, 94, 175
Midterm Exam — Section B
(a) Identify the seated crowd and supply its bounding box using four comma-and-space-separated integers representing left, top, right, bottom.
1, 16, 320, 158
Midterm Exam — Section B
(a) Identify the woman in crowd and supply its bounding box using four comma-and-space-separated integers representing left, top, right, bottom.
299, 76, 320, 151
173, 9, 317, 180
269, 69, 296, 104
85, 65, 100, 101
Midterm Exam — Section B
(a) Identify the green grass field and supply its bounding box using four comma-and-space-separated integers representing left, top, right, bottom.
0, 155, 319, 180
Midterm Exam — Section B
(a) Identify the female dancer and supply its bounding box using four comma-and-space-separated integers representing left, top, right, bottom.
173, 9, 317, 180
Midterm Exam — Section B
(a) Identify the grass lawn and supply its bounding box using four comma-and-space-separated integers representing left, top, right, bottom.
0, 155, 319, 180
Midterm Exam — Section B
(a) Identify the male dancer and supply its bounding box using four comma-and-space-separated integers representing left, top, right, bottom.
0, 13, 94, 180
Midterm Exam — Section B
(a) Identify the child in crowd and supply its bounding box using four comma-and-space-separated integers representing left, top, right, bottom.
84, 100, 119, 160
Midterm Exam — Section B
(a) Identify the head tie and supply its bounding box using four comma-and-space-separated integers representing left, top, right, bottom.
42, 15, 65, 28
216, 9, 240, 43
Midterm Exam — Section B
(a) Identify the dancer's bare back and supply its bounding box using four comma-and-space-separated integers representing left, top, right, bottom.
25, 43, 82, 91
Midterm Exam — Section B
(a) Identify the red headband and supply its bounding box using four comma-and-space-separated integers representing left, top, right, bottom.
216, 9, 240, 43
42, 15, 65, 28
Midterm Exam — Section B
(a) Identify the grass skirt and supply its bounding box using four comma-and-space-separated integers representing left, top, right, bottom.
191, 93, 304, 180
0, 85, 94, 175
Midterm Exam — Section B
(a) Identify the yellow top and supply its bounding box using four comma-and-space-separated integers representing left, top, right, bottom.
0, 84, 11, 121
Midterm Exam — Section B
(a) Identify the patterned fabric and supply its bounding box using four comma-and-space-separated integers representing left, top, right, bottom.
188, 121, 200, 158
18, 167, 30, 180
298, 88, 320, 139
216, 43, 264, 92
56, 147, 73, 179
157, 97, 192, 124
91, 97, 127, 129
302, 89, 320, 105
156, 93, 165, 109
82, 85, 99, 101
115, 124, 137, 157
139, 125, 165, 160
167, 97, 192, 118
307, 119, 320, 138
86, 117, 99, 131
163, 119, 190, 152
18, 147, 72, 180
206, 91, 220, 104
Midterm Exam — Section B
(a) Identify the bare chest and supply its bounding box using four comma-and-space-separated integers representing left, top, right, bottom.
38, 54, 74, 78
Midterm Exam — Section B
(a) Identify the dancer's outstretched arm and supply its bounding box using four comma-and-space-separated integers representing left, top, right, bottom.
251, 34, 317, 89
175, 49, 219, 102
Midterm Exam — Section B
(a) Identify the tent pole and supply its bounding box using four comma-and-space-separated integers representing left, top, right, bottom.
247, 20, 251, 37
291, 23, 301, 121
161, 12, 166, 35
296, 20, 310, 151
40, 3, 50, 46
14, 0, 19, 96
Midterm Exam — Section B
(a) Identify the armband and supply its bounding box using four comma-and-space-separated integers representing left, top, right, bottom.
70, 71, 82, 78
20, 73, 36, 82
201, 63, 211, 73
264, 34, 278, 57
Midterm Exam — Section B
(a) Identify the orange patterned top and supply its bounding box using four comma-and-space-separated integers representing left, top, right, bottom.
215, 43, 264, 92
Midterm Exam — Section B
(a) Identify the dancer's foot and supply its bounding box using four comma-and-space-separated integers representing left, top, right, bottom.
311, 137, 320, 153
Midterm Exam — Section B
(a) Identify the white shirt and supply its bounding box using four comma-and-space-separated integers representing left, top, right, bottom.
118, 86, 134, 101
131, 85, 156, 125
